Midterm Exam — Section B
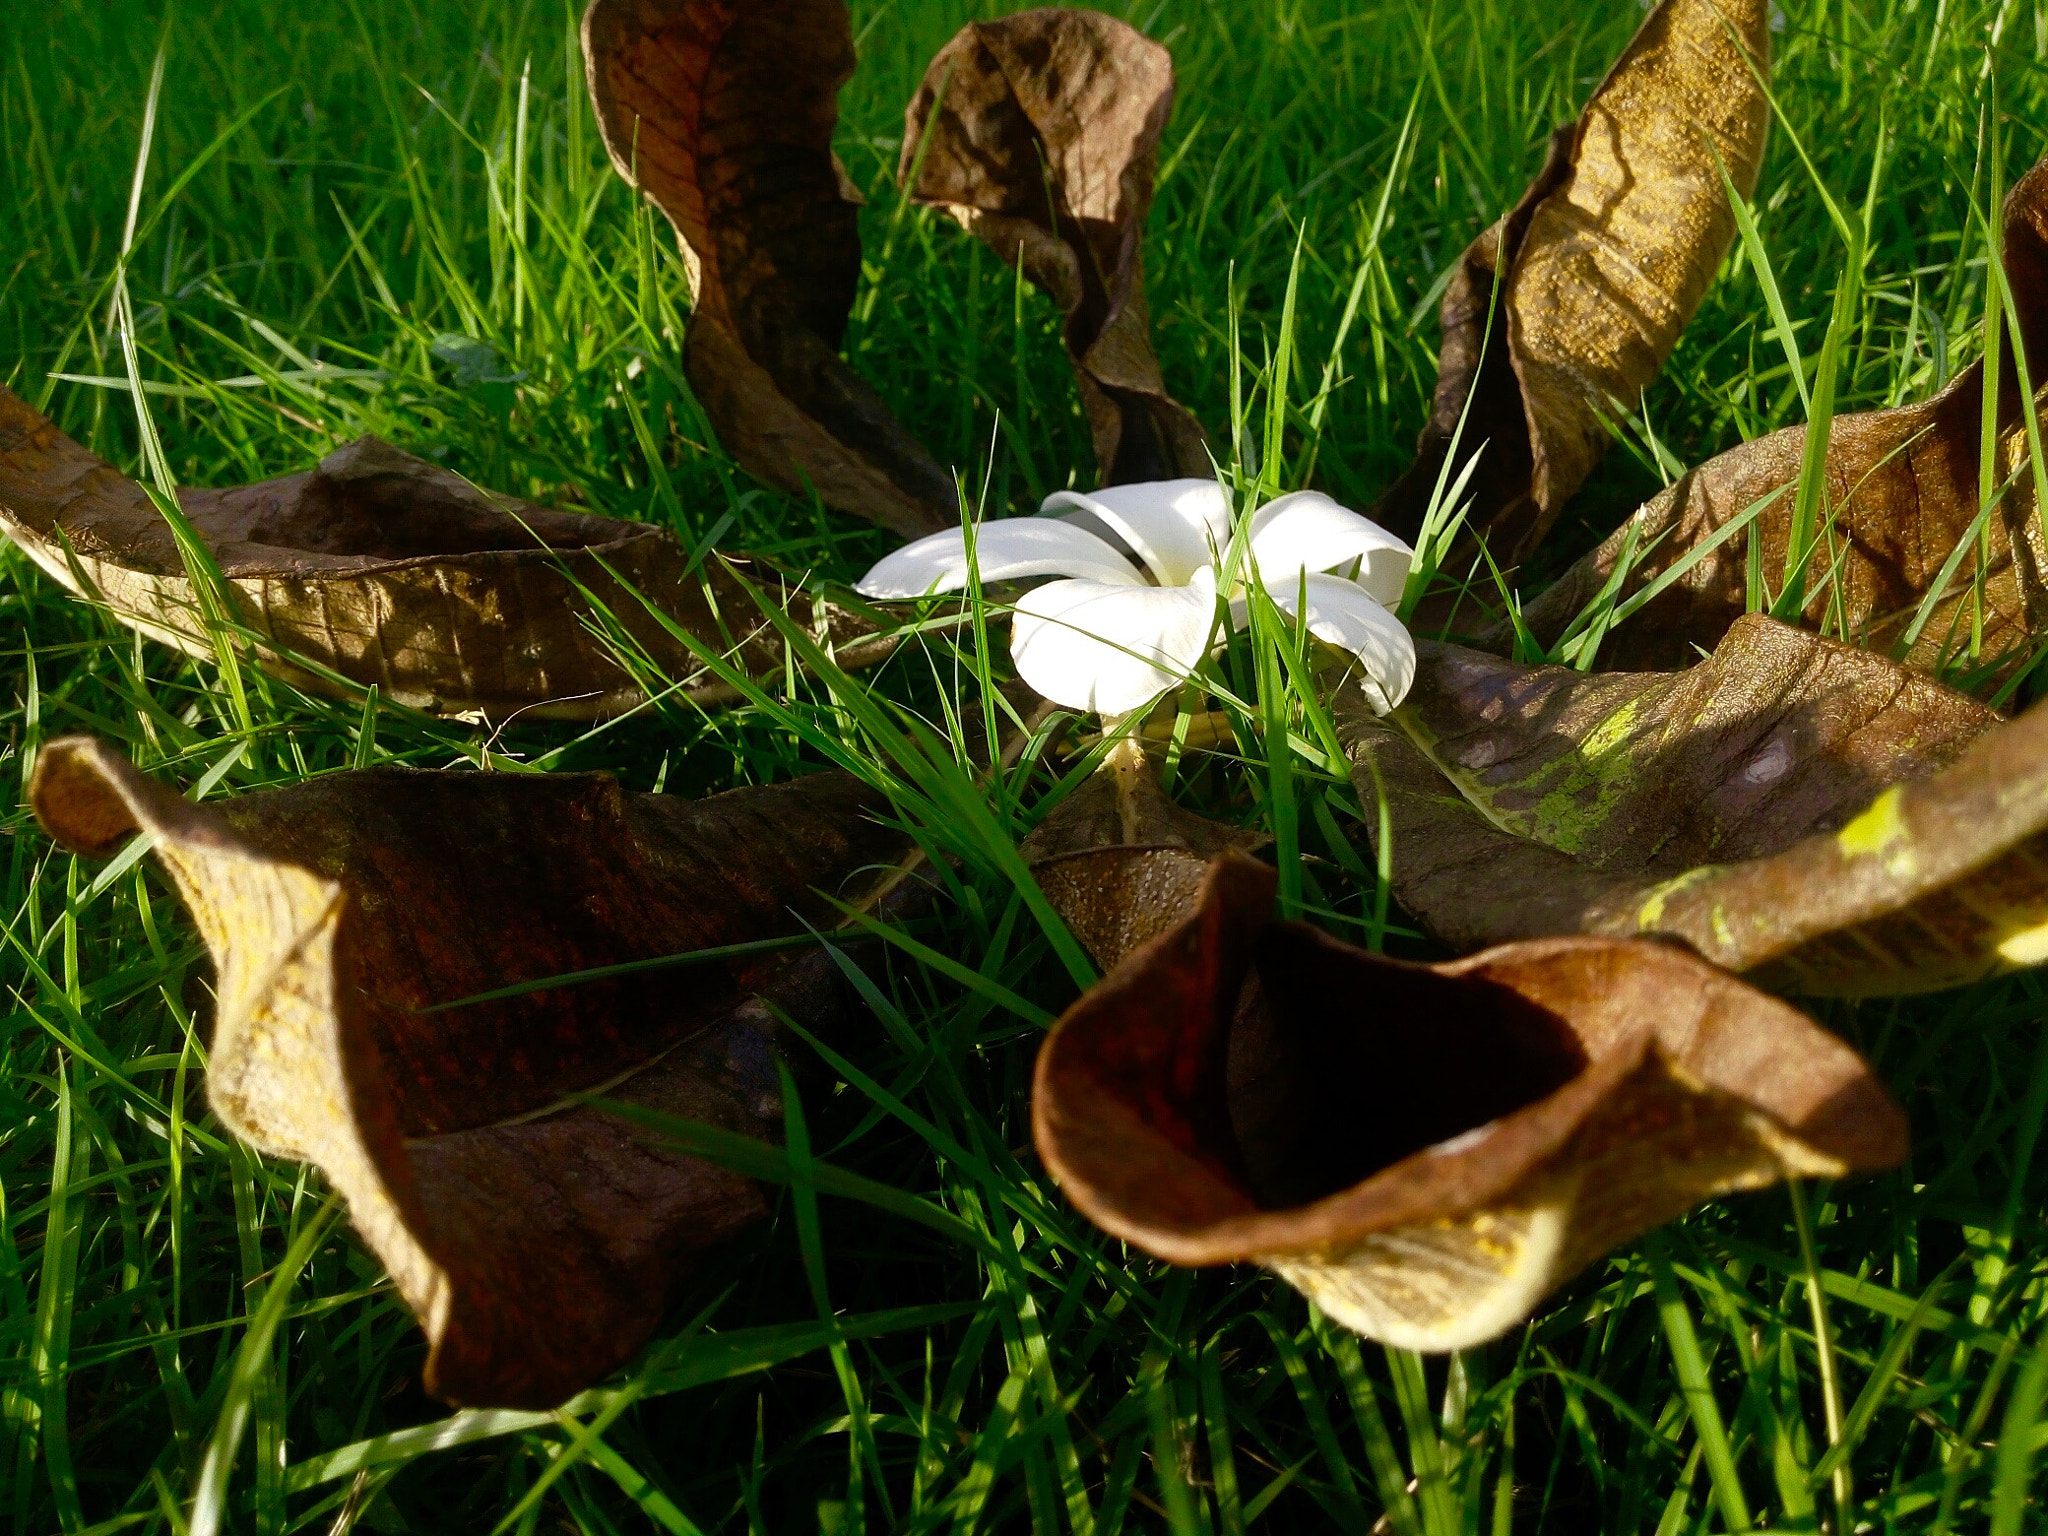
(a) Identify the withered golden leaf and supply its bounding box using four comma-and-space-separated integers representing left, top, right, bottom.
1517, 156, 2048, 673
0, 388, 893, 720
900, 8, 1210, 485
1374, 0, 1772, 566
1034, 851, 1903, 1351
1338, 614, 2048, 994
31, 736, 915, 1408
582, 0, 957, 538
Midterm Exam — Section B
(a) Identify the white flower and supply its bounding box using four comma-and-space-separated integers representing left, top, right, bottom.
856, 478, 1417, 719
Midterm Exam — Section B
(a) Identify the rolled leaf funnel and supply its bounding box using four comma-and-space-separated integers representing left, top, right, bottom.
30, 737, 909, 1407
1033, 851, 1905, 1350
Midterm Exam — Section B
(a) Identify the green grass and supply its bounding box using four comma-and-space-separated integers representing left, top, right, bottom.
5, 0, 2048, 1530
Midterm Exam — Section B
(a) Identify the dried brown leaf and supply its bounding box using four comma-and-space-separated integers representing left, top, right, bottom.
1338, 614, 2048, 994
1023, 740, 1264, 971
1517, 156, 2048, 673
0, 388, 892, 719
1034, 851, 1903, 1350
1374, 0, 1772, 566
900, 8, 1209, 485
582, 0, 957, 538
31, 737, 916, 1407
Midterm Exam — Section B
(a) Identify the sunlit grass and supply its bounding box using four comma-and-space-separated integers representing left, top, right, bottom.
3, 0, 2048, 1530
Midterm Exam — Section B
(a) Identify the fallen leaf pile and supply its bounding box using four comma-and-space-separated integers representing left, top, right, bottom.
21, 0, 2048, 1411
1004, 0, 2040, 1356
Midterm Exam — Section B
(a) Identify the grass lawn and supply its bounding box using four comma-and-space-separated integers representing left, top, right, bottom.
6, 0, 2048, 1530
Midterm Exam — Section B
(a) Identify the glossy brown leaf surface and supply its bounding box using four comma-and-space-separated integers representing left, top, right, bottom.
1374, 0, 1771, 565
900, 8, 1209, 485
31, 737, 913, 1408
1023, 740, 1264, 971
0, 389, 891, 720
1339, 614, 2048, 994
1517, 157, 2048, 673
1035, 852, 1903, 1350
583, 0, 956, 538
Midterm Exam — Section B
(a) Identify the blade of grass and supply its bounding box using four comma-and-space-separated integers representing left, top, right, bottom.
1648, 1239, 1751, 1535
188, 1199, 339, 1536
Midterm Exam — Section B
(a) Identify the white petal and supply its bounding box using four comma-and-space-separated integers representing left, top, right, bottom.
1039, 478, 1232, 587
1011, 570, 1220, 717
855, 518, 1141, 598
1234, 573, 1415, 714
1247, 490, 1414, 607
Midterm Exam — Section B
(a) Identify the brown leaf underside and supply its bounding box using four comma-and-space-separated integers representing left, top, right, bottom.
1515, 156, 2048, 676
901, 8, 1209, 485
582, 0, 957, 538
1034, 851, 1903, 1350
1373, 0, 1772, 567
0, 387, 895, 720
32, 737, 915, 1408
1339, 613, 2048, 994
1022, 740, 1267, 972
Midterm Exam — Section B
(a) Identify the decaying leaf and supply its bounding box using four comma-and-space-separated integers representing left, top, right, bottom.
900, 8, 1210, 485
0, 387, 895, 719
582, 0, 958, 538
1373, 0, 1772, 566
30, 736, 917, 1408
1023, 738, 1264, 970
1516, 156, 2048, 673
1034, 850, 1903, 1351
1022, 737, 1328, 1195
1339, 613, 2048, 994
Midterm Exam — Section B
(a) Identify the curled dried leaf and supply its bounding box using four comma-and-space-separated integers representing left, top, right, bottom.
1339, 614, 2048, 994
31, 737, 914, 1407
0, 388, 892, 719
583, 0, 957, 538
901, 8, 1209, 485
1374, 0, 1772, 566
1035, 851, 1903, 1350
1021, 738, 1301, 1187
1517, 157, 2048, 674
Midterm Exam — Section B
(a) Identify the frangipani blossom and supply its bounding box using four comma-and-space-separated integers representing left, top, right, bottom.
856, 479, 1417, 718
